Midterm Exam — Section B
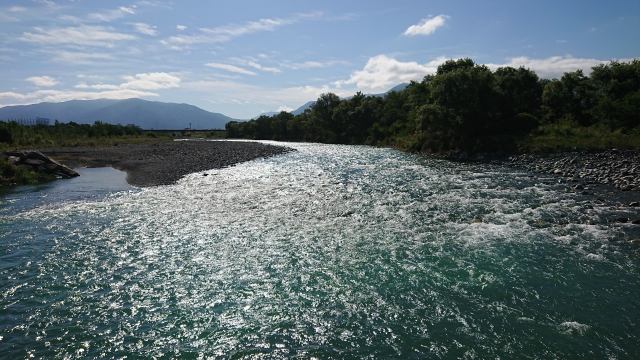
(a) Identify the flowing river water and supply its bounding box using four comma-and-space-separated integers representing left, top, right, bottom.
1, 142, 639, 359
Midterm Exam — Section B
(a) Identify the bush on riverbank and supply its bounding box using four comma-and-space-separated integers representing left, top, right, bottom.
226, 59, 640, 154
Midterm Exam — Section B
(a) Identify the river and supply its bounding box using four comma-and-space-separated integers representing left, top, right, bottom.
1, 142, 639, 358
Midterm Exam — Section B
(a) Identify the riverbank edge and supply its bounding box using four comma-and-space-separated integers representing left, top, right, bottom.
426, 148, 640, 194
2, 140, 294, 188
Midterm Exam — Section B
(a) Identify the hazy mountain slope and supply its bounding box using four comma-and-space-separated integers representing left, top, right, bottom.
0, 98, 235, 129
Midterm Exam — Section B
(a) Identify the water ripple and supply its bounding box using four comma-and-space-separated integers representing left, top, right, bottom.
1, 142, 639, 359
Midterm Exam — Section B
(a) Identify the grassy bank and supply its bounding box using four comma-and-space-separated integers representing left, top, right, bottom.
0, 122, 227, 152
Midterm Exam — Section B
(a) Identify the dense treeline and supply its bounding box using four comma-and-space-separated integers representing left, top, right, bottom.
226, 59, 640, 153
0, 121, 143, 148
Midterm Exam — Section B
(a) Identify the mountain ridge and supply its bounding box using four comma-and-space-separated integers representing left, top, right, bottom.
0, 98, 236, 130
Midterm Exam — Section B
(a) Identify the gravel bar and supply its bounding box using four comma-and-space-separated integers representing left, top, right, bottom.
507, 149, 640, 192
44, 140, 294, 187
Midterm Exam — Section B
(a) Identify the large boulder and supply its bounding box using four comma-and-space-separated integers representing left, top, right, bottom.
5, 151, 79, 179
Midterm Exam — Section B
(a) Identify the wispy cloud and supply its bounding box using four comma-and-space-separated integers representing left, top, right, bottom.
132, 22, 157, 36
21, 25, 137, 47
162, 12, 323, 49
283, 60, 349, 70
25, 75, 58, 87
205, 62, 257, 76
176, 24, 187, 31
48, 50, 116, 64
8, 6, 27, 12
88, 6, 136, 22
232, 58, 282, 74
404, 15, 448, 36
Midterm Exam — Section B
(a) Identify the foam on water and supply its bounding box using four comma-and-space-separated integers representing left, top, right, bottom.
1, 142, 639, 358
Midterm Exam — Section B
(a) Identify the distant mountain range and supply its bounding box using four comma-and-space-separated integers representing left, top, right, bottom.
0, 98, 235, 130
0, 84, 412, 129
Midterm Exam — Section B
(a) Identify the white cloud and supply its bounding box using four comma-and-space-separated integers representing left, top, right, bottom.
21, 25, 136, 47
49, 50, 115, 64
176, 24, 187, 31
120, 72, 181, 90
162, 12, 322, 48
404, 15, 448, 36
487, 55, 614, 78
75, 83, 120, 90
277, 105, 293, 112
205, 62, 257, 76
338, 54, 446, 92
246, 61, 281, 74
132, 22, 157, 36
88, 6, 136, 22
25, 75, 58, 87
284, 60, 348, 70
8, 6, 27, 12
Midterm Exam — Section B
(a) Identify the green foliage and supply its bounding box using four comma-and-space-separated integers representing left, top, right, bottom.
227, 60, 640, 154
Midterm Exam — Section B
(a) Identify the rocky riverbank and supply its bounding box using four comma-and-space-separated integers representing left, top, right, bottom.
507, 149, 640, 192
42, 140, 293, 187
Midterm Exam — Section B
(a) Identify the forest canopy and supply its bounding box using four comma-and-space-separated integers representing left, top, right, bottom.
226, 59, 640, 153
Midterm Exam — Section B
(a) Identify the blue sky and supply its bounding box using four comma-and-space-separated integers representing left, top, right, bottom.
1, 0, 639, 118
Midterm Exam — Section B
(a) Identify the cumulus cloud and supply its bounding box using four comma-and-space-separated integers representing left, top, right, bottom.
162, 12, 322, 49
205, 62, 257, 76
338, 54, 446, 92
487, 55, 615, 78
404, 15, 448, 36
25, 75, 58, 87
21, 25, 136, 47
176, 24, 187, 31
88, 6, 136, 22
132, 22, 157, 36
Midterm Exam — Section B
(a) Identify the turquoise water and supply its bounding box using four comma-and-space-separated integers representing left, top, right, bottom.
1, 143, 639, 359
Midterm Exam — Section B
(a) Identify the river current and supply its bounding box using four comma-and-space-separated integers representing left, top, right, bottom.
1, 142, 639, 359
